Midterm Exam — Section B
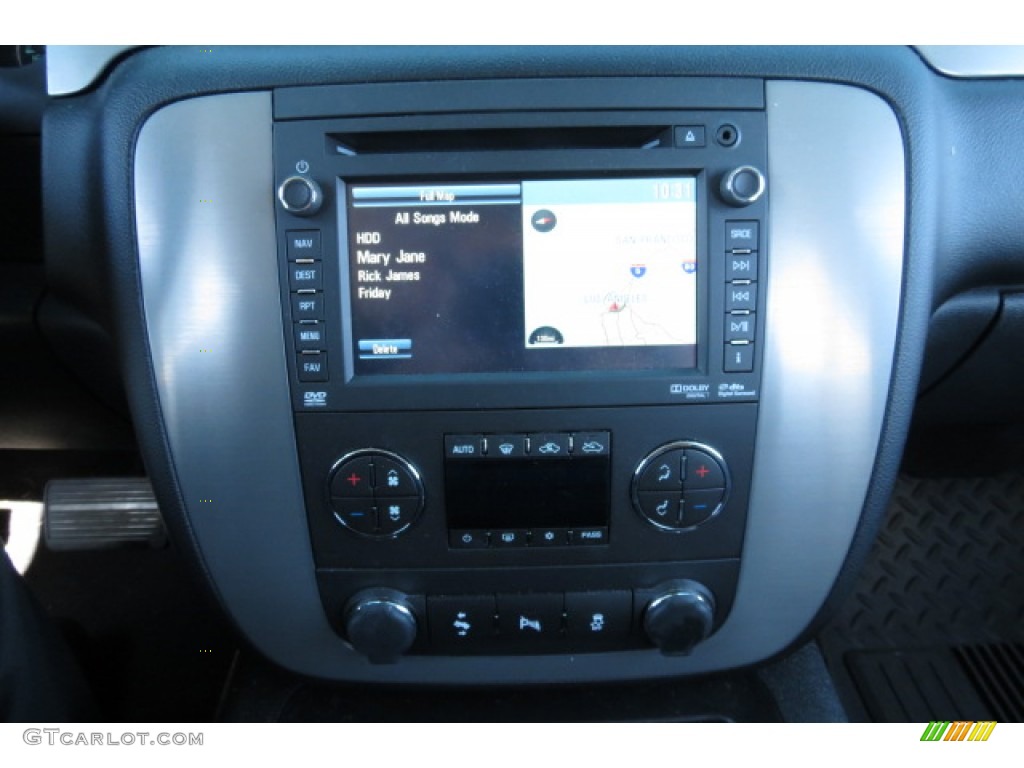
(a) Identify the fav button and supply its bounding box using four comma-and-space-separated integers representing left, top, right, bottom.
297, 352, 328, 382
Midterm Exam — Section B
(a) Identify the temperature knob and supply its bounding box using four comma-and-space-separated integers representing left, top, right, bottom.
720, 166, 766, 207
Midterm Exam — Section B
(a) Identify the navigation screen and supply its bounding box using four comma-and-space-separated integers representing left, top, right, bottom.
344, 178, 698, 377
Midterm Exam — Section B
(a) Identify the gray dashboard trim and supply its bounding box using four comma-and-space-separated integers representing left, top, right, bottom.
46, 45, 139, 96
135, 81, 904, 682
916, 45, 1024, 78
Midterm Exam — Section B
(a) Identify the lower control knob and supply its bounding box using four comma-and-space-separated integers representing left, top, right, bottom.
643, 581, 715, 656
343, 588, 418, 664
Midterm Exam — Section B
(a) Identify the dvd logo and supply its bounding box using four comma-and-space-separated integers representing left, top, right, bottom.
303, 391, 327, 408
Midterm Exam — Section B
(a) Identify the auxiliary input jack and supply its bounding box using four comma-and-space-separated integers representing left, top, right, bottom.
715, 124, 740, 147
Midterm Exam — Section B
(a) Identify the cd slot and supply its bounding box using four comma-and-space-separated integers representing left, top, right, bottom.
327, 125, 673, 156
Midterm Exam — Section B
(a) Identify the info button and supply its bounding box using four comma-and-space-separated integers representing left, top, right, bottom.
357, 339, 412, 360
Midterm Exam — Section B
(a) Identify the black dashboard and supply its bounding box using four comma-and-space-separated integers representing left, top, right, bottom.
35, 45, 1024, 689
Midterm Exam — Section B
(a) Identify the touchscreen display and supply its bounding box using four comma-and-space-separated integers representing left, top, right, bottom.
344, 177, 698, 376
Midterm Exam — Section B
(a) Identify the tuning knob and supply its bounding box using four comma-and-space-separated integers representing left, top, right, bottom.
343, 588, 418, 664
277, 175, 323, 216
642, 581, 715, 656
719, 165, 766, 207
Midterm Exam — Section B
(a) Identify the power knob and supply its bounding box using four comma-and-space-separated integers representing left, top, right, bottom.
719, 165, 766, 207
642, 580, 716, 656
277, 175, 323, 216
343, 588, 418, 664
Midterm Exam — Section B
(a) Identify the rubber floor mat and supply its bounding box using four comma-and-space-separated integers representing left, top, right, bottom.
818, 472, 1024, 721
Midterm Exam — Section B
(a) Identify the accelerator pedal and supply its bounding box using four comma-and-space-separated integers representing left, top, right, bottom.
44, 477, 165, 550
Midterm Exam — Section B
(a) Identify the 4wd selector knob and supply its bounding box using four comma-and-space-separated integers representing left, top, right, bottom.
719, 165, 766, 207
643, 580, 715, 656
343, 588, 418, 664
277, 175, 323, 216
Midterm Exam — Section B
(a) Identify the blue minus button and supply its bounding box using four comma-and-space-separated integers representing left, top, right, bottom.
358, 338, 413, 360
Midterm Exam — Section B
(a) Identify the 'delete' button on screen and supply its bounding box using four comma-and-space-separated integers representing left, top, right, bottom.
357, 339, 412, 359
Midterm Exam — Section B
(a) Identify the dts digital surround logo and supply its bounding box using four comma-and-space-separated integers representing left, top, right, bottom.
920, 721, 997, 742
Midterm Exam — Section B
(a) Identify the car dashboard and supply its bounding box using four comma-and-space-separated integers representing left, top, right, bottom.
3, 45, 1023, 719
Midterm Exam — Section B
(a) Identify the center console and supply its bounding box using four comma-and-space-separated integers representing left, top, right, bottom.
127, 61, 906, 683
273, 94, 767, 659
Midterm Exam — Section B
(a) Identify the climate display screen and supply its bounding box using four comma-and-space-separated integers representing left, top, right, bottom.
344, 177, 698, 376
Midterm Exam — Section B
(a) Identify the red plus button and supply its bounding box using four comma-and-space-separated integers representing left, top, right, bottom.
684, 449, 725, 490
330, 457, 374, 498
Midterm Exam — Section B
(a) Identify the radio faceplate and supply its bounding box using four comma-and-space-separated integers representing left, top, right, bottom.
132, 71, 904, 679
274, 107, 768, 414
276, 99, 768, 657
